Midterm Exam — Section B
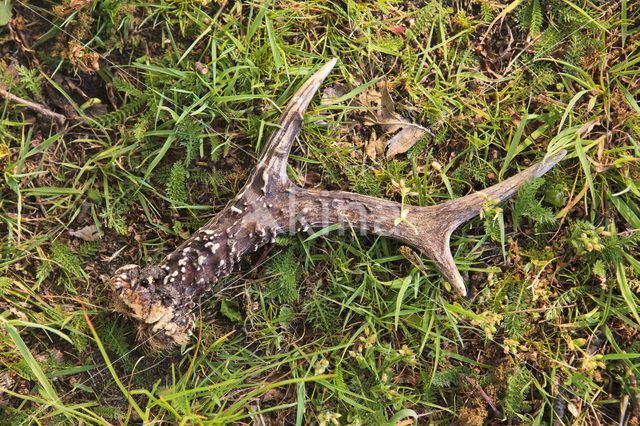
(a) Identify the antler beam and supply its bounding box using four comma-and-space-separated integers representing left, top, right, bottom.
109, 59, 566, 346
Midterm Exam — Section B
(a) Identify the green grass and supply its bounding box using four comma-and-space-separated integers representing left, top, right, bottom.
1, 0, 639, 424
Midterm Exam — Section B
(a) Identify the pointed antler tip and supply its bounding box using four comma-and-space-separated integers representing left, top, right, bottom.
315, 57, 339, 79
533, 149, 567, 179
546, 149, 567, 165
454, 281, 467, 297
444, 270, 467, 297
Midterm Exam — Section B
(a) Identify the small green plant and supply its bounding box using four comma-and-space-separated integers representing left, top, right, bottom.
90, 406, 126, 421
15, 65, 42, 100
568, 221, 607, 255
0, 276, 12, 296
479, 1, 494, 24
451, 160, 492, 196
303, 283, 340, 333
264, 246, 300, 304
393, 179, 418, 234
344, 164, 382, 197
482, 196, 504, 243
504, 367, 533, 418
92, 96, 148, 128
516, 0, 543, 36
512, 178, 556, 231
431, 366, 469, 388
49, 241, 86, 291
95, 318, 137, 374
166, 161, 188, 204
78, 241, 100, 257
69, 315, 89, 354
406, 2, 445, 42
176, 117, 205, 167
515, 0, 606, 68
100, 190, 135, 235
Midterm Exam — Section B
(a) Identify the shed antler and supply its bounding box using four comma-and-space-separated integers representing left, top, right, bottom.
110, 59, 566, 346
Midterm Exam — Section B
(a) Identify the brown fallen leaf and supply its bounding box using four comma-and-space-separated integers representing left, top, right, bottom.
69, 224, 102, 241
363, 82, 403, 132
366, 129, 388, 161
260, 387, 285, 403
379, 82, 397, 122
362, 81, 427, 159
385, 124, 427, 160
365, 128, 377, 160
325, 80, 428, 160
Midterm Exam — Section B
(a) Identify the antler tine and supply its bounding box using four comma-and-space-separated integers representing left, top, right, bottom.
256, 58, 338, 186
441, 150, 568, 229
109, 58, 565, 346
417, 149, 567, 296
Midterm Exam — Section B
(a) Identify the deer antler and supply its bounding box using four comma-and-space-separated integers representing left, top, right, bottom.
110, 58, 566, 346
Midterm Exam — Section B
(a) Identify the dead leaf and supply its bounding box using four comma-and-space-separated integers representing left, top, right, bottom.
0, 371, 16, 405
365, 129, 378, 160
578, 120, 598, 137
35, 348, 63, 363
86, 103, 109, 118
380, 82, 396, 119
567, 402, 580, 417
69, 224, 102, 241
326, 80, 428, 160
358, 82, 382, 109
364, 82, 403, 132
386, 124, 426, 160
361, 81, 428, 159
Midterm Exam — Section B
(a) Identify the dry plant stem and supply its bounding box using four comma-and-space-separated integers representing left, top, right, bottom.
110, 58, 566, 346
0, 87, 66, 125
462, 375, 502, 418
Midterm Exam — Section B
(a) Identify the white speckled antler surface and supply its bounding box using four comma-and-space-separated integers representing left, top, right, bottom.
109, 58, 566, 346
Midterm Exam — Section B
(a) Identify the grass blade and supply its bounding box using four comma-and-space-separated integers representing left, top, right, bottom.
394, 275, 413, 329
499, 109, 528, 180
616, 259, 640, 326
83, 311, 145, 420
608, 194, 640, 229
558, 89, 589, 134
265, 16, 283, 70
2, 319, 65, 417
575, 138, 596, 210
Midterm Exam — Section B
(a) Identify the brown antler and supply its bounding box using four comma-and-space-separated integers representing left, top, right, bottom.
110, 59, 566, 346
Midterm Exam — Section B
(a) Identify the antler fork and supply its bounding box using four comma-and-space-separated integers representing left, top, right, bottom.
110, 59, 566, 346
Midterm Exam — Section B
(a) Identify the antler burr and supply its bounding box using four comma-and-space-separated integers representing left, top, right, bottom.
109, 58, 566, 346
